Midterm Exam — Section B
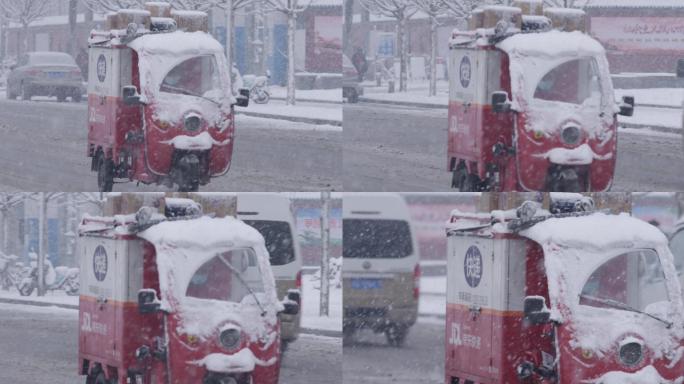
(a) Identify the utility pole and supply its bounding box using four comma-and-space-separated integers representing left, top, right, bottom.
37, 192, 46, 296
319, 191, 331, 316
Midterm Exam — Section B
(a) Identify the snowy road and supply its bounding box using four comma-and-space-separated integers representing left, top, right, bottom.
344, 103, 684, 191
0, 303, 341, 384
343, 322, 444, 384
0, 99, 341, 191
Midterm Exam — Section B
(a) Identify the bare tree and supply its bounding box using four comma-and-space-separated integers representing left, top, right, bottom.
214, 0, 257, 92
359, 0, 416, 92
0, 193, 25, 254
80, 0, 145, 13
411, 0, 447, 96
0, 0, 50, 55
262, 0, 314, 105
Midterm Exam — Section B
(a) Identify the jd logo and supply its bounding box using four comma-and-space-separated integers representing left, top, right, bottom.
459, 56, 471, 88
449, 322, 462, 346
97, 54, 107, 83
93, 245, 108, 282
463, 245, 482, 288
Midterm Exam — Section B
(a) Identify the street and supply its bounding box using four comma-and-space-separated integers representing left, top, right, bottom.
344, 102, 684, 191
343, 321, 444, 384
0, 98, 342, 191
0, 303, 342, 384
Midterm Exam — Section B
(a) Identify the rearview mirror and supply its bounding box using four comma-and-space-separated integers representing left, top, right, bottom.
235, 88, 250, 108
138, 289, 160, 314
281, 300, 300, 316
122, 85, 143, 106
523, 296, 550, 325
618, 95, 634, 117
491, 91, 510, 113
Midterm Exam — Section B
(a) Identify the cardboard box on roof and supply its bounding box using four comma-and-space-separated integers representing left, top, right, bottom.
468, 9, 484, 30
114, 9, 152, 30
145, 2, 172, 18
482, 6, 522, 30
478, 192, 549, 213
512, 0, 543, 16
544, 7, 586, 32
587, 192, 631, 214
188, 193, 237, 218
171, 10, 208, 33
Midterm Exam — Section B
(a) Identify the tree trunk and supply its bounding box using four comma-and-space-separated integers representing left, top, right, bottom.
226, 3, 234, 92
429, 15, 437, 97
21, 24, 29, 56
38, 193, 46, 296
319, 191, 330, 316
343, 0, 354, 52
286, 12, 296, 105
398, 15, 407, 92
68, 0, 78, 57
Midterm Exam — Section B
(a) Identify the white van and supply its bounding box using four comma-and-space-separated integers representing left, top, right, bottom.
343, 193, 420, 346
238, 193, 303, 346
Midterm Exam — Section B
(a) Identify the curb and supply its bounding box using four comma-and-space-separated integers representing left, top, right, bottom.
418, 313, 445, 322
0, 297, 342, 338
358, 97, 447, 110
619, 122, 680, 135
270, 96, 341, 106
0, 296, 78, 310
237, 110, 342, 127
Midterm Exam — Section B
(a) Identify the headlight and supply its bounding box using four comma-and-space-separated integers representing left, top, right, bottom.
618, 341, 643, 366
560, 125, 581, 146
219, 328, 241, 350
184, 114, 201, 132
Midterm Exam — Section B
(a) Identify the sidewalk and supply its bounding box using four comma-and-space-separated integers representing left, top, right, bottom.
269, 86, 341, 105
237, 99, 342, 128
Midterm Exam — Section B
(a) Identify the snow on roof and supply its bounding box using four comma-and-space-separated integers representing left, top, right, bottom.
581, 0, 684, 8
521, 212, 667, 249
127, 30, 223, 56
497, 30, 604, 58
139, 216, 264, 251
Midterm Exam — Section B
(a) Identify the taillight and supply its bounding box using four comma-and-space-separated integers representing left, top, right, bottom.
295, 270, 302, 290
413, 264, 421, 299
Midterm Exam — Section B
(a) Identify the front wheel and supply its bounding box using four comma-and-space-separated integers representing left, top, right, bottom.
252, 89, 270, 104
97, 154, 114, 192
18, 281, 34, 296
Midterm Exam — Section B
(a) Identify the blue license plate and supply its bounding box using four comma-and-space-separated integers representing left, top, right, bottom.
350, 278, 382, 290
47, 72, 65, 79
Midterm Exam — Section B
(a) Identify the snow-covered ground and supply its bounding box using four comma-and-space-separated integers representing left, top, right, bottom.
301, 272, 342, 332
270, 86, 341, 103
239, 99, 342, 124
419, 275, 446, 321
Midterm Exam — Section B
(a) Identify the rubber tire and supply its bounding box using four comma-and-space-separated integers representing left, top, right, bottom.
18, 282, 34, 296
348, 89, 359, 103
97, 155, 114, 192
21, 84, 31, 101
72, 92, 82, 103
56, 89, 67, 102
462, 173, 481, 192
385, 325, 408, 347
342, 325, 356, 346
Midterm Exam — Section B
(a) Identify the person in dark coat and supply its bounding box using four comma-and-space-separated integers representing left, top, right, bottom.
351, 47, 368, 82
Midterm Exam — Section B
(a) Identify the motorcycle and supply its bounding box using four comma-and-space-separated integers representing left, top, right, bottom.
243, 71, 271, 104
18, 253, 79, 296
0, 253, 26, 291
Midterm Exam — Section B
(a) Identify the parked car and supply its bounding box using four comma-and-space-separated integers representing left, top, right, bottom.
6, 51, 85, 102
343, 54, 363, 103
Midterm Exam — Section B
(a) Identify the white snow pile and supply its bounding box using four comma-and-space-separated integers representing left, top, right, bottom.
537, 143, 612, 165
587, 365, 684, 384
191, 349, 276, 374
496, 30, 617, 140
161, 131, 231, 151
521, 213, 684, 361
138, 216, 281, 346
128, 31, 235, 126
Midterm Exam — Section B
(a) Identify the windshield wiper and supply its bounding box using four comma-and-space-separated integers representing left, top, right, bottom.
218, 255, 267, 316
161, 84, 221, 106
579, 293, 672, 328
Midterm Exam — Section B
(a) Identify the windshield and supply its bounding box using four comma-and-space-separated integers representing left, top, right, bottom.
579, 249, 670, 313
343, 219, 413, 259
160, 55, 222, 99
242, 220, 296, 266
533, 57, 602, 106
186, 248, 265, 303
669, 230, 684, 278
